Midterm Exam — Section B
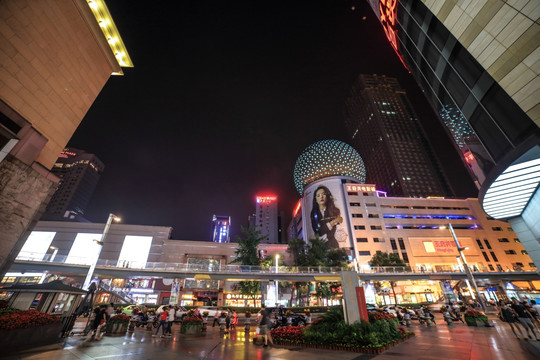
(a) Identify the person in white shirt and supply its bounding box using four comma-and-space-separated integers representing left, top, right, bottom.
165, 306, 175, 336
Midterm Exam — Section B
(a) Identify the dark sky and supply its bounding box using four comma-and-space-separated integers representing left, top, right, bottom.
68, 0, 477, 240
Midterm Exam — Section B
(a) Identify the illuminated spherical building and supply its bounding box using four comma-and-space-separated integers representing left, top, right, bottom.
294, 140, 366, 195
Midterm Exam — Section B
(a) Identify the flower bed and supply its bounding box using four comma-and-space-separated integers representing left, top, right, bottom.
106, 314, 131, 335
180, 315, 203, 334
464, 309, 488, 326
269, 309, 414, 353
0, 308, 62, 353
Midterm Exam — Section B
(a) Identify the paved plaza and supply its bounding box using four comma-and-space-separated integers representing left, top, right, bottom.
4, 314, 540, 360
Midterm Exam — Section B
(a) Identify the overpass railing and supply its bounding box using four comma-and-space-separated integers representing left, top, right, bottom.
15, 251, 519, 274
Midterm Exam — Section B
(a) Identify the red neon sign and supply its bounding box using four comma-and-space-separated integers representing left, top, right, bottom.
256, 195, 277, 204
379, 0, 409, 71
464, 152, 475, 163
293, 200, 302, 217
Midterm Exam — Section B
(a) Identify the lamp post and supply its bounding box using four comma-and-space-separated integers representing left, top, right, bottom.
275, 254, 279, 306
82, 213, 120, 290
446, 223, 487, 310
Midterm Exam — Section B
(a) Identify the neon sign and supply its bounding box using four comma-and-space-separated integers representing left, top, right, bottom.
346, 184, 377, 192
379, 0, 408, 71
256, 195, 277, 204
293, 200, 302, 217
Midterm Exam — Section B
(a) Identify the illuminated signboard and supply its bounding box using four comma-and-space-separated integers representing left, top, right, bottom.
256, 195, 277, 204
379, 0, 408, 70
293, 200, 302, 217
423, 240, 457, 254
346, 184, 377, 192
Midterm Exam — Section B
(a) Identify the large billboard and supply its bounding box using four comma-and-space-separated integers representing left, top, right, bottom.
304, 178, 352, 249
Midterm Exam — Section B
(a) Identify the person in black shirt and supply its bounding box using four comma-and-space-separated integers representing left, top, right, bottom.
511, 297, 539, 340
258, 305, 273, 347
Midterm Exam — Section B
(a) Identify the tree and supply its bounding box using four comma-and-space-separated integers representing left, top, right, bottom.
231, 226, 265, 266
231, 226, 265, 305
326, 248, 349, 268
287, 238, 306, 266
368, 251, 406, 267
305, 236, 328, 266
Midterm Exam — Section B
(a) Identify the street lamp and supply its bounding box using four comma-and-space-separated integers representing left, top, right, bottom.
275, 254, 280, 306
82, 213, 121, 290
444, 223, 487, 310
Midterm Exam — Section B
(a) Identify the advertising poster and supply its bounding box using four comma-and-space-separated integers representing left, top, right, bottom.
304, 178, 351, 249
169, 280, 180, 305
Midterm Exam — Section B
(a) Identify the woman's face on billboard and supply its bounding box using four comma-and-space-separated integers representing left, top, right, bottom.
315, 189, 327, 207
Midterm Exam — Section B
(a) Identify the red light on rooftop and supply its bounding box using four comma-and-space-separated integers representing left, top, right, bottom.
256, 195, 277, 204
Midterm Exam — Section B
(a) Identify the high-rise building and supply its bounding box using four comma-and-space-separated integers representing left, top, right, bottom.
211, 215, 231, 243
367, 0, 540, 268
255, 195, 278, 244
42, 148, 104, 221
345, 74, 451, 198
0, 0, 132, 278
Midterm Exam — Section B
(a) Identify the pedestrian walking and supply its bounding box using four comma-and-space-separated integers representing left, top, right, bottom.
499, 301, 525, 339
212, 310, 220, 327
153, 306, 169, 337
165, 306, 175, 336
231, 310, 238, 330
511, 298, 539, 340
258, 305, 273, 347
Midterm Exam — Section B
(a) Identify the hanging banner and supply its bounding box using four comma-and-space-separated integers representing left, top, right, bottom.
169, 280, 180, 305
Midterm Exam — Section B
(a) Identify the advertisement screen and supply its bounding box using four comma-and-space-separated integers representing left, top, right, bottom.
304, 178, 351, 249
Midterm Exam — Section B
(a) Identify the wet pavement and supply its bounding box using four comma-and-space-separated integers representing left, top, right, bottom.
4, 314, 540, 359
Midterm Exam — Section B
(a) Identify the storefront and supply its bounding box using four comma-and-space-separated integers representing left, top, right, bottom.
224, 293, 261, 307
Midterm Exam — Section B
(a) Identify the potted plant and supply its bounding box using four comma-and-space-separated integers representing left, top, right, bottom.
464, 309, 488, 327
181, 314, 203, 334
106, 314, 131, 335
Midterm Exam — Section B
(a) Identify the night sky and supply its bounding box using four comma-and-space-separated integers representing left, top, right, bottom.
68, 0, 477, 241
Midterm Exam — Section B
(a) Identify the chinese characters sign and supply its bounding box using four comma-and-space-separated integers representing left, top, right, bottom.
346, 184, 376, 192
423, 240, 457, 254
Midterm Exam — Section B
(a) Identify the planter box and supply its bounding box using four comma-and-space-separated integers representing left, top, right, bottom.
181, 323, 202, 335
1, 323, 62, 354
106, 322, 129, 336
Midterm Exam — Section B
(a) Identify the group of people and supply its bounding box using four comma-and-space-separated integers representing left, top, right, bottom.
498, 298, 540, 341
212, 308, 238, 331
153, 305, 183, 338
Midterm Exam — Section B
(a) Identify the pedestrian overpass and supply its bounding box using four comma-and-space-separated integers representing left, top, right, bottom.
10, 256, 540, 283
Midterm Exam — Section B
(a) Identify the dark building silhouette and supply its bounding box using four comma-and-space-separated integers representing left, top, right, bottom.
42, 148, 104, 220
344, 74, 451, 198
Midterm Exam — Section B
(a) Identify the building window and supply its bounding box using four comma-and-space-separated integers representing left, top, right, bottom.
498, 238, 509, 243
398, 238, 406, 250
530, 263, 537, 268
482, 252, 490, 262
488, 264, 495, 271
504, 250, 516, 255
401, 253, 409, 263
354, 225, 365, 230
513, 262, 524, 268
370, 225, 382, 230
358, 251, 371, 256
492, 227, 502, 231
490, 252, 499, 262
352, 214, 363, 218
368, 214, 379, 218
521, 250, 528, 255
390, 238, 397, 250
507, 227, 513, 232
514, 238, 521, 243
356, 238, 368, 243
366, 203, 376, 207
373, 237, 384, 243
476, 239, 484, 249
350, 203, 361, 206
484, 239, 492, 249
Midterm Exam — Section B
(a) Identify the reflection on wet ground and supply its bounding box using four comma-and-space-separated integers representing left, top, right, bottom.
4, 314, 540, 359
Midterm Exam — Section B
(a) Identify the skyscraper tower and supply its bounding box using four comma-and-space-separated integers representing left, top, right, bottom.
211, 215, 231, 243
344, 74, 450, 198
255, 195, 278, 244
42, 148, 104, 220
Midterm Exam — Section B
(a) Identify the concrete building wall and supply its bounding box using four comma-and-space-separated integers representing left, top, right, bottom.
421, 0, 540, 128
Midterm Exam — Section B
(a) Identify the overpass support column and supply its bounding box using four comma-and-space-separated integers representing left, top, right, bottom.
340, 271, 368, 324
